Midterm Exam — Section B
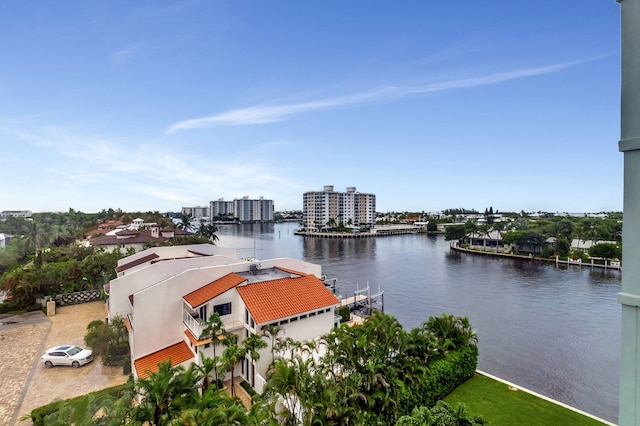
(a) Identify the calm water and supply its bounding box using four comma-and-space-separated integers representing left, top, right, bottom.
217, 222, 621, 422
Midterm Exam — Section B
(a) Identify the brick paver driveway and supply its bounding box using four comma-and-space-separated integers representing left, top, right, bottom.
0, 301, 128, 426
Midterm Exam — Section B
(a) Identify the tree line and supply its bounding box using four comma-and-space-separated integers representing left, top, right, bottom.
0, 211, 220, 312
31, 312, 484, 426
445, 213, 622, 259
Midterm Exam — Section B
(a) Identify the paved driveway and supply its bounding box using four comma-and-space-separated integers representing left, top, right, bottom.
0, 301, 128, 426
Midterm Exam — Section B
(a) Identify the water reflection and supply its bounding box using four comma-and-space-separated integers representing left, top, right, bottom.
216, 223, 621, 422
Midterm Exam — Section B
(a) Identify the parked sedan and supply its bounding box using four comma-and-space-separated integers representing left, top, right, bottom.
42, 345, 93, 368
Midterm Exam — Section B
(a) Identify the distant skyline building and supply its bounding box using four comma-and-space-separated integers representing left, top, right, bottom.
208, 196, 274, 223
0, 210, 32, 220
303, 185, 376, 231
180, 206, 210, 219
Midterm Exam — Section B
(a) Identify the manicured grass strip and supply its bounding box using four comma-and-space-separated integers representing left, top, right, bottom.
444, 374, 611, 426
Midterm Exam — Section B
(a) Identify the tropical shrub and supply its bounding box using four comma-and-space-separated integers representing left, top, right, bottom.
264, 311, 479, 425
84, 316, 129, 366
336, 305, 350, 323
27, 382, 134, 425
396, 400, 486, 426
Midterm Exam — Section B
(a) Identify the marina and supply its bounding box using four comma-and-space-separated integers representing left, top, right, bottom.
294, 224, 423, 238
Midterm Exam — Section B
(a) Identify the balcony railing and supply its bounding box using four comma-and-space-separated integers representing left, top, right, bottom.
183, 309, 245, 338
183, 310, 204, 337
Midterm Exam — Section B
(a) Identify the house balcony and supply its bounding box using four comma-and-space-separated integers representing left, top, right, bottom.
183, 310, 204, 337
183, 309, 245, 338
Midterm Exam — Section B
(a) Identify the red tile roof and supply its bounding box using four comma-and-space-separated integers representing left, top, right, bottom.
90, 233, 162, 246
116, 253, 160, 273
134, 341, 194, 379
237, 275, 340, 324
183, 273, 247, 308
274, 266, 307, 276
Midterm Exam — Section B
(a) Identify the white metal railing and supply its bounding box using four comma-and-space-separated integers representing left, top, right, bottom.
183, 310, 245, 338
183, 310, 204, 337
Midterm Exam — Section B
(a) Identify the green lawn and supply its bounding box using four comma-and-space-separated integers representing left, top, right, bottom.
444, 374, 612, 426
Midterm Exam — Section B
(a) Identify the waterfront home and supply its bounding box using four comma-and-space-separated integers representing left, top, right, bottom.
87, 226, 192, 253
106, 244, 340, 392
467, 230, 505, 250
570, 239, 619, 253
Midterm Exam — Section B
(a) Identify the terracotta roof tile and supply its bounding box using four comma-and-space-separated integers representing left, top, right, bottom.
134, 341, 194, 379
274, 266, 307, 276
237, 275, 340, 324
116, 253, 160, 273
183, 273, 246, 308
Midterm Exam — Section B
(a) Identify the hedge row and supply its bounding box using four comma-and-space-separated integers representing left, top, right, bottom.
399, 345, 478, 416
29, 381, 134, 425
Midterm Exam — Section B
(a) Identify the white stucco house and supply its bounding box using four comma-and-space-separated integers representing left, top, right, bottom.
106, 244, 340, 392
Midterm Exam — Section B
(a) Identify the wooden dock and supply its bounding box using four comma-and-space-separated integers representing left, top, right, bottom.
340, 294, 368, 307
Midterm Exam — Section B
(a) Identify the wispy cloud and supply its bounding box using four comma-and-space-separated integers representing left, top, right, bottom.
112, 45, 140, 67
167, 59, 589, 133
1, 121, 302, 210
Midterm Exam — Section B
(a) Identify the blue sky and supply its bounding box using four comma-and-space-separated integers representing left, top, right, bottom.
0, 1, 622, 214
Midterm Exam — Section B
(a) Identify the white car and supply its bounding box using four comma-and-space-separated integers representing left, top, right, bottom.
42, 345, 93, 368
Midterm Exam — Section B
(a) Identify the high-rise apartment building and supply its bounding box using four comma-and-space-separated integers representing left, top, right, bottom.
303, 185, 376, 231
181, 206, 210, 219
210, 199, 233, 218
208, 196, 274, 222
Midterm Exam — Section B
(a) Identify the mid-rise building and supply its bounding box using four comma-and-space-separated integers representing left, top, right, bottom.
210, 198, 234, 218
303, 185, 376, 231
209, 197, 274, 222
181, 206, 210, 219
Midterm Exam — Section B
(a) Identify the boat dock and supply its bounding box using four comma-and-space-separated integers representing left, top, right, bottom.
340, 283, 385, 316
322, 276, 385, 318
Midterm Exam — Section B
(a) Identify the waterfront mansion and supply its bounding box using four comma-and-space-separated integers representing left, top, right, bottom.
106, 244, 340, 392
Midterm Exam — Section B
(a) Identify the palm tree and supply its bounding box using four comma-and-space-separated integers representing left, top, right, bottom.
177, 213, 195, 232
166, 388, 251, 425
492, 220, 508, 251
477, 224, 491, 250
243, 332, 267, 365
222, 334, 245, 398
136, 361, 186, 425
243, 332, 267, 388
261, 323, 284, 363
424, 314, 477, 352
263, 355, 316, 425
197, 223, 219, 243
464, 219, 478, 247
199, 313, 225, 386
22, 221, 51, 255
196, 353, 218, 394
